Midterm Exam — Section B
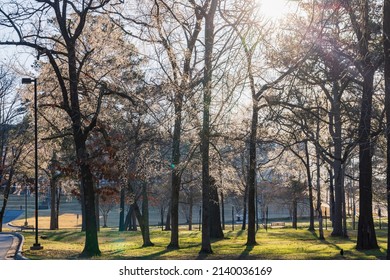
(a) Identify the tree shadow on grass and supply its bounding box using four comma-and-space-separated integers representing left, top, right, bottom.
355, 248, 386, 259
238, 245, 255, 259
307, 230, 375, 259
44, 231, 82, 242
139, 249, 171, 259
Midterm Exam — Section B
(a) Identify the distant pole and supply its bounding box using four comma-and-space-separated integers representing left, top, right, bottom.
265, 206, 268, 232
378, 208, 382, 230
325, 208, 328, 231
24, 184, 28, 227
232, 206, 235, 231
255, 186, 259, 231
198, 206, 201, 231
161, 207, 164, 231
221, 191, 225, 230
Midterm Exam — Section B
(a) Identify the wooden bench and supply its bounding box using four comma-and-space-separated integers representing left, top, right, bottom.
270, 222, 285, 228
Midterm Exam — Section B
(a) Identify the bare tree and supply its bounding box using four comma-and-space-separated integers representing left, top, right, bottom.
0, 67, 28, 231
0, 0, 130, 257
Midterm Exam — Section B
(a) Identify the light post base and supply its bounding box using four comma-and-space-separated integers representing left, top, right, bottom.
30, 244, 43, 250
24, 221, 28, 227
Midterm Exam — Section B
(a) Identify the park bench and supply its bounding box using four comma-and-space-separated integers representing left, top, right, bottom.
270, 222, 285, 228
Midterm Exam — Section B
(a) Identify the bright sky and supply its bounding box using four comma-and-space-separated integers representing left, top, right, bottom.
259, 0, 299, 21
0, 0, 301, 72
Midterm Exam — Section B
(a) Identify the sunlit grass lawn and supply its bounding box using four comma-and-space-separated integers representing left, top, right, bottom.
18, 224, 388, 260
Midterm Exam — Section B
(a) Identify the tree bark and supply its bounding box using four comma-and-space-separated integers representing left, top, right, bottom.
119, 184, 126, 231
56, 187, 61, 228
242, 183, 248, 230
384, 0, 390, 260
304, 141, 315, 231
316, 146, 324, 240
327, 167, 335, 225
356, 70, 378, 249
209, 177, 224, 239
165, 202, 171, 231
331, 81, 344, 237
292, 198, 298, 229
49, 176, 59, 230
124, 205, 133, 231
188, 194, 193, 231
199, 0, 218, 255
167, 92, 183, 249
246, 102, 258, 245
221, 191, 225, 230
128, 182, 153, 246
140, 183, 154, 247
77, 143, 100, 256
339, 0, 379, 250
68, 41, 100, 256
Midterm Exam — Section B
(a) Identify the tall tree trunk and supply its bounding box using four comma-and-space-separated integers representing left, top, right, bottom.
189, 194, 193, 231
200, 0, 218, 255
140, 183, 154, 247
340, 0, 379, 250
331, 81, 344, 237
352, 195, 357, 230
79, 181, 86, 232
154, 0, 204, 250
56, 187, 61, 228
95, 181, 100, 232
68, 46, 100, 256
209, 177, 224, 239
327, 167, 335, 224
221, 191, 225, 230
49, 152, 59, 230
50, 176, 59, 230
128, 182, 153, 246
165, 202, 171, 231
160, 206, 164, 230
119, 184, 125, 231
384, 0, 390, 260
167, 91, 183, 249
102, 213, 108, 228
77, 150, 100, 256
316, 146, 324, 240
124, 205, 136, 231
242, 183, 248, 230
292, 199, 298, 229
341, 167, 348, 237
247, 102, 258, 245
304, 141, 315, 231
356, 70, 378, 249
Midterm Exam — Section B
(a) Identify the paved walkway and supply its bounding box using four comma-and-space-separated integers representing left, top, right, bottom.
1, 210, 26, 260
0, 233, 20, 260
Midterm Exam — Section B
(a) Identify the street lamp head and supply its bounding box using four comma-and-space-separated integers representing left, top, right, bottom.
22, 78, 34, 84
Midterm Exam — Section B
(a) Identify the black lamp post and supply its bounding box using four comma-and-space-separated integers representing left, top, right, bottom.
22, 77, 43, 250
24, 180, 28, 227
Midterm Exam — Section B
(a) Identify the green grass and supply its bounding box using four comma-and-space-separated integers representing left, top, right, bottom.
19, 226, 388, 260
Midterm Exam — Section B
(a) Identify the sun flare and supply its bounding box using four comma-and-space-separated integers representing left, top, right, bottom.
258, 0, 294, 21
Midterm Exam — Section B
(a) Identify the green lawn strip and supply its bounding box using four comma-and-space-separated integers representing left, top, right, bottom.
18, 227, 387, 260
